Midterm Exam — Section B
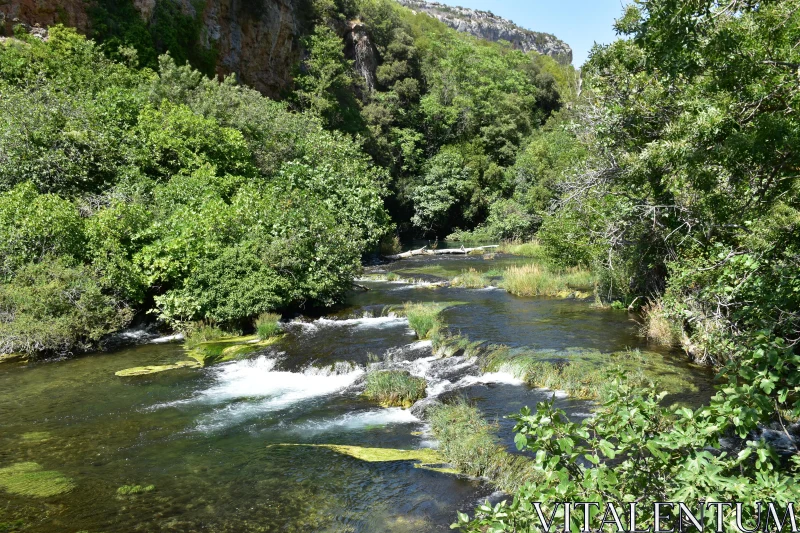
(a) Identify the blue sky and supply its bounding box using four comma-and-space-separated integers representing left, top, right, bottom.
433, 0, 629, 66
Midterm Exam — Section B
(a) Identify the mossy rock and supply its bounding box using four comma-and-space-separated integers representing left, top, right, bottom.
0, 353, 26, 364
115, 361, 201, 377
186, 335, 280, 366
117, 484, 155, 496
0, 462, 75, 498
19, 432, 50, 443
270, 444, 457, 475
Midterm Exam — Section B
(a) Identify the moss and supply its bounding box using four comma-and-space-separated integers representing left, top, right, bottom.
0, 353, 26, 364
186, 335, 281, 366
115, 361, 201, 377
0, 520, 26, 532
0, 462, 75, 498
270, 444, 455, 474
116, 484, 155, 496
19, 432, 50, 443
364, 370, 427, 408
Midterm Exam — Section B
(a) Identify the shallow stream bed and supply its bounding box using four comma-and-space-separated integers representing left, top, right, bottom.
0, 254, 713, 532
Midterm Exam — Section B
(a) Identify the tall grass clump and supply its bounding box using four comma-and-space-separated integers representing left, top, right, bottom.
428, 401, 541, 493
403, 303, 442, 339
184, 321, 230, 349
255, 312, 282, 340
497, 241, 547, 259
364, 370, 427, 408
639, 300, 678, 347
502, 264, 594, 297
451, 268, 490, 289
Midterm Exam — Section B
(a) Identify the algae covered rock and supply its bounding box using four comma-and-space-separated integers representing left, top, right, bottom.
115, 361, 201, 377
0, 462, 75, 497
19, 432, 50, 443
117, 484, 155, 496
186, 335, 280, 367
269, 444, 456, 474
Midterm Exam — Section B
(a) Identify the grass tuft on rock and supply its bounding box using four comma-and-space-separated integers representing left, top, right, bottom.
255, 312, 282, 340
451, 268, 490, 289
402, 303, 444, 339
184, 321, 234, 349
364, 370, 427, 408
0, 462, 75, 498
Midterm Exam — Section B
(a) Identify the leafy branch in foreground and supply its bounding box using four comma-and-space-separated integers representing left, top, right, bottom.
455, 373, 800, 532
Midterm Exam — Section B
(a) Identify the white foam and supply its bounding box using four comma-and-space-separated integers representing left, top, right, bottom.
150, 333, 184, 344
455, 372, 526, 387
193, 356, 364, 431
310, 315, 409, 329
291, 408, 419, 434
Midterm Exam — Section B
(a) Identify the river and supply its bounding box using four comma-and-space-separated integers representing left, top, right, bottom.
0, 252, 714, 532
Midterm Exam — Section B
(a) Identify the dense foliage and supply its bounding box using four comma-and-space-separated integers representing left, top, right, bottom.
0, 27, 390, 356
455, 0, 800, 529
295, 0, 576, 236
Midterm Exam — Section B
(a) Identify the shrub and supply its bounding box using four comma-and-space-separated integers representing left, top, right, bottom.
364, 370, 426, 407
255, 312, 282, 340
0, 257, 132, 357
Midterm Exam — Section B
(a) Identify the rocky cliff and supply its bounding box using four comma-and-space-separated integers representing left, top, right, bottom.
0, 0, 305, 97
396, 0, 572, 64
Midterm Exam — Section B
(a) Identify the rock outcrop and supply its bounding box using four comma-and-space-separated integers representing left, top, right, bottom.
0, 0, 303, 98
396, 0, 572, 64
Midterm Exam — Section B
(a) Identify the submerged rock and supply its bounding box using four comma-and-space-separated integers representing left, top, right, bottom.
269, 444, 457, 474
115, 361, 201, 377
409, 397, 442, 418
0, 462, 75, 498
186, 335, 281, 366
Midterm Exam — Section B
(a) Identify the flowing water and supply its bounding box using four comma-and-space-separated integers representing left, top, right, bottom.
0, 253, 714, 533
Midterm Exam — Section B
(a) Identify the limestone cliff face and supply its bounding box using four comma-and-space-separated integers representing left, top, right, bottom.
0, 0, 304, 97
395, 0, 572, 64
199, 0, 301, 97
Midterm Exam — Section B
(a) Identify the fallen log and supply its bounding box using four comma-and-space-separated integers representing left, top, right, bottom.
385, 245, 498, 260
385, 246, 428, 260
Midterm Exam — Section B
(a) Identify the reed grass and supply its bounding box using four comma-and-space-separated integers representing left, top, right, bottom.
428, 401, 542, 493
403, 303, 442, 339
451, 268, 490, 289
255, 312, 282, 340
501, 263, 594, 297
184, 321, 232, 349
497, 240, 548, 259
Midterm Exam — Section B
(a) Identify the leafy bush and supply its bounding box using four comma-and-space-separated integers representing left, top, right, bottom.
364, 370, 426, 408
0, 257, 132, 357
455, 374, 800, 532
255, 313, 282, 340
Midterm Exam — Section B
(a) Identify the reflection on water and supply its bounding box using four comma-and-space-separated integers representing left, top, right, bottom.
0, 254, 714, 532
